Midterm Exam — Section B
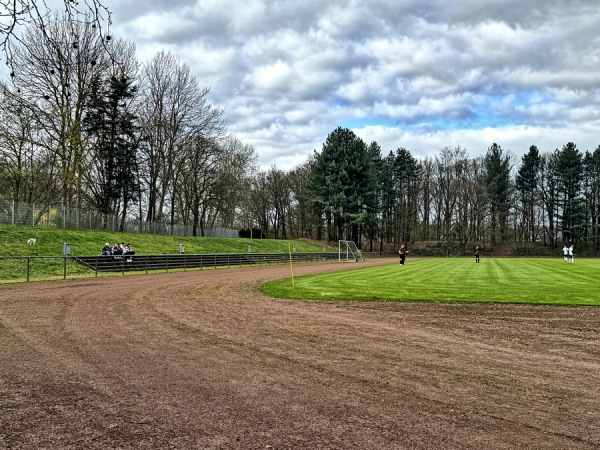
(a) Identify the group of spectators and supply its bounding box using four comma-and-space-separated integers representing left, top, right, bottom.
101, 242, 136, 261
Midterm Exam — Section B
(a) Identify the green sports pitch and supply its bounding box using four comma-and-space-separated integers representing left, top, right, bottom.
262, 257, 600, 306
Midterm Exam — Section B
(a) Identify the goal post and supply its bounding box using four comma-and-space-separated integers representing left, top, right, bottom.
338, 240, 363, 262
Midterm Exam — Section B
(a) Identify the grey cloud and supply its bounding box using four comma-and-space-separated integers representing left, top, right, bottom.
107, 0, 600, 169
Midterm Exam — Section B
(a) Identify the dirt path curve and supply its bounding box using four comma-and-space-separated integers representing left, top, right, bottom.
0, 258, 599, 449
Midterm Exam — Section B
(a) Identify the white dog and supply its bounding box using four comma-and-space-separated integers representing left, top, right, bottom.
27, 238, 37, 245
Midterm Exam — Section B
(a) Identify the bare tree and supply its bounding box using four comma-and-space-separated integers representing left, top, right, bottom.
138, 51, 223, 228
1, 0, 111, 70
467, 157, 488, 242
286, 161, 314, 239
206, 136, 256, 230
419, 157, 434, 240
8, 13, 136, 208
453, 153, 477, 249
0, 83, 60, 206
246, 171, 273, 238
265, 166, 292, 239
432, 147, 463, 242
177, 136, 224, 236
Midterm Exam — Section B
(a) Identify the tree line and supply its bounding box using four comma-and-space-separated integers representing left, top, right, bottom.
0, 14, 255, 236
1, 14, 599, 250
300, 128, 600, 252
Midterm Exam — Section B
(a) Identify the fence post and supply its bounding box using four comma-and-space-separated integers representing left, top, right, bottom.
27, 257, 30, 282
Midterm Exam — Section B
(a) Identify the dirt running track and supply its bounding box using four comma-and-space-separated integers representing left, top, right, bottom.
0, 258, 599, 449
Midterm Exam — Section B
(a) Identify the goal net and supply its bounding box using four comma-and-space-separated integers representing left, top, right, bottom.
338, 240, 363, 262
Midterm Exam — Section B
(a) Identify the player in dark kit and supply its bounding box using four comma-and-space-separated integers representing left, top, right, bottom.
474, 246, 480, 263
399, 245, 408, 265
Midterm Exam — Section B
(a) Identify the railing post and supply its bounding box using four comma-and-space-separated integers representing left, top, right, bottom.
27, 257, 30, 282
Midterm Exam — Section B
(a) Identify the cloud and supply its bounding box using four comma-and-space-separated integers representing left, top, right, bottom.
107, 0, 600, 170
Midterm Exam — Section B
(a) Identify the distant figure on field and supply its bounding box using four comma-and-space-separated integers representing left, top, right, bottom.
568, 245, 574, 264
474, 246, 480, 263
562, 245, 569, 262
399, 244, 408, 266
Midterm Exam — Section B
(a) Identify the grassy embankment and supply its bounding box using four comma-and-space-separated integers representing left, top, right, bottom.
0, 224, 335, 283
263, 257, 600, 306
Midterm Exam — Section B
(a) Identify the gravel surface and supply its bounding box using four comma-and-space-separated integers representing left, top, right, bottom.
0, 258, 599, 449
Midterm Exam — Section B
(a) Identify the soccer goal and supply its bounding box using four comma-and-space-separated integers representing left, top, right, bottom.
339, 240, 363, 262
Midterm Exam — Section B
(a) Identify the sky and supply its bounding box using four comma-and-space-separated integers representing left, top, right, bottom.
107, 1, 600, 169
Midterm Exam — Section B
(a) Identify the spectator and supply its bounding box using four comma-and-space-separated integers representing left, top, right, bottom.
101, 242, 112, 256
123, 243, 136, 262
112, 243, 124, 259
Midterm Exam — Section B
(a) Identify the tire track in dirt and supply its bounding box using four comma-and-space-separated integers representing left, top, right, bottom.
1, 259, 599, 449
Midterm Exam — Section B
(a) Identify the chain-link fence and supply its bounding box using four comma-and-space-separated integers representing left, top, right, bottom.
0, 200, 238, 238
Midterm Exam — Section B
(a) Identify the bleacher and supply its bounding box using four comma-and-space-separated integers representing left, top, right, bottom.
75, 252, 339, 273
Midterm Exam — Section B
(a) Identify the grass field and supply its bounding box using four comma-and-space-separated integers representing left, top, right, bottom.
262, 257, 600, 306
0, 224, 333, 257
0, 224, 336, 282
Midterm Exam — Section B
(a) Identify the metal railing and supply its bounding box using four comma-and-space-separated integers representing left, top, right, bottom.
0, 252, 340, 283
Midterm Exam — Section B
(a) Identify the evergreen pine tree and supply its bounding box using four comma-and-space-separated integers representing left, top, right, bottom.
484, 143, 512, 246
306, 127, 377, 246
83, 74, 140, 230
556, 142, 584, 243
516, 145, 541, 241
